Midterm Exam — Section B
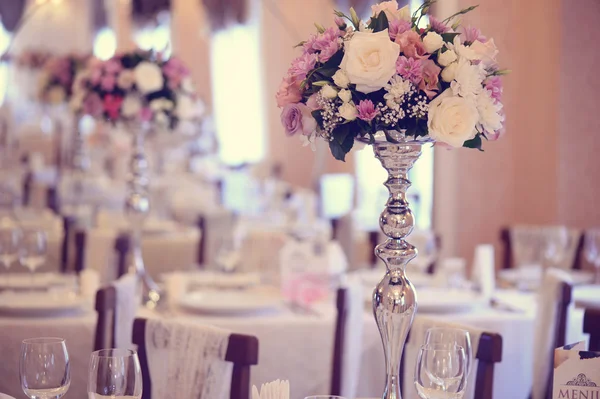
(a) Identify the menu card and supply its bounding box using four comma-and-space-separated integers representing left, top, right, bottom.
553, 342, 600, 399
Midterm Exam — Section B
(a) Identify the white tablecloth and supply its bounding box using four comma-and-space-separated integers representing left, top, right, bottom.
0, 311, 96, 399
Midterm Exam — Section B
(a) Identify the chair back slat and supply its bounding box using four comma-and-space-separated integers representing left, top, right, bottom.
583, 307, 600, 352
61, 215, 76, 273
74, 229, 86, 273
197, 216, 206, 266
474, 332, 503, 399
94, 286, 117, 351
114, 233, 131, 278
555, 282, 573, 349
330, 288, 347, 396
500, 228, 512, 269
132, 318, 258, 399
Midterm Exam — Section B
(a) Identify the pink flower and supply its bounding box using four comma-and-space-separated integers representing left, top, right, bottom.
428, 16, 450, 34
334, 16, 346, 28
484, 76, 503, 102
163, 57, 190, 90
100, 74, 116, 91
306, 93, 320, 111
461, 26, 486, 44
388, 19, 412, 40
395, 30, 428, 59
276, 77, 303, 108
305, 27, 341, 62
140, 107, 153, 122
280, 103, 316, 136
356, 100, 379, 122
103, 94, 124, 121
419, 59, 441, 98
90, 68, 103, 86
396, 56, 423, 84
83, 93, 103, 118
317, 40, 340, 62
103, 59, 123, 74
288, 53, 318, 83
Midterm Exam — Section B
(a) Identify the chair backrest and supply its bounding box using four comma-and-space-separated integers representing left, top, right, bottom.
583, 306, 600, 352
132, 318, 259, 399
94, 285, 117, 351
114, 233, 131, 278
330, 288, 347, 396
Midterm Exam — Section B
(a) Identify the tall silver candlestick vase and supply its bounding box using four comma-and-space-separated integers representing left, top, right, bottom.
370, 131, 429, 399
125, 125, 161, 307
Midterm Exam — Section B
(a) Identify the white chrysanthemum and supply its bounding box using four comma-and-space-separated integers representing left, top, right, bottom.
476, 89, 504, 133
438, 49, 457, 67
450, 58, 485, 98
176, 95, 202, 120
384, 75, 412, 106
134, 62, 164, 94
338, 89, 352, 103
339, 102, 357, 121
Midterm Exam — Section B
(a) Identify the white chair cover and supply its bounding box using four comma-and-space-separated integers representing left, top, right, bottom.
472, 244, 496, 301
339, 277, 364, 399
199, 210, 236, 268
141, 228, 200, 278
146, 318, 231, 399
532, 268, 573, 399
113, 273, 138, 349
405, 316, 484, 399
84, 228, 119, 285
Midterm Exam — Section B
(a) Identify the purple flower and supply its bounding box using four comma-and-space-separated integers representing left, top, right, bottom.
280, 103, 317, 136
356, 100, 379, 122
334, 16, 346, 28
103, 59, 123, 74
484, 76, 503, 102
388, 19, 412, 40
288, 53, 318, 83
317, 40, 340, 62
428, 16, 450, 34
82, 93, 103, 118
396, 56, 423, 85
461, 26, 487, 44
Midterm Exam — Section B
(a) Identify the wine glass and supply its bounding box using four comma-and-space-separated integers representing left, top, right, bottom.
584, 228, 600, 283
0, 227, 21, 283
19, 229, 47, 283
425, 328, 473, 376
542, 226, 571, 269
305, 397, 347, 399
88, 349, 142, 399
414, 344, 467, 399
20, 337, 70, 399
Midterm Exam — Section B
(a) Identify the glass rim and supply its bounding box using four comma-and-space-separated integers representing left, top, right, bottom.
419, 343, 466, 353
426, 327, 470, 335
91, 348, 138, 358
22, 337, 65, 345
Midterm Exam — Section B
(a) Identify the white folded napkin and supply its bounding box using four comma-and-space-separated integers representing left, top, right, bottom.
251, 380, 290, 399
79, 269, 100, 299
472, 244, 495, 300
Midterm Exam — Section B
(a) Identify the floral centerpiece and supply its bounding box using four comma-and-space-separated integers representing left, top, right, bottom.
37, 54, 88, 105
71, 50, 202, 129
277, 0, 508, 160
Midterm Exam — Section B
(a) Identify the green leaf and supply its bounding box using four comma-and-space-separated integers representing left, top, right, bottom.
293, 41, 307, 48
311, 110, 324, 129
369, 11, 389, 32
349, 7, 361, 29
322, 50, 344, 69
329, 124, 355, 161
318, 67, 339, 78
463, 135, 484, 151
314, 23, 325, 33
441, 32, 460, 43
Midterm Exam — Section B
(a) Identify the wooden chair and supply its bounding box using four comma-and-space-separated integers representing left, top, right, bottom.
330, 288, 347, 396
60, 215, 77, 273
132, 318, 259, 399
583, 306, 600, 352
114, 233, 131, 278
94, 285, 117, 351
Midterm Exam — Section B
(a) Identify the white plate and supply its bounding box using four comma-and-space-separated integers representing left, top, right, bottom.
365, 288, 485, 313
0, 292, 86, 317
179, 290, 282, 315
0, 273, 72, 291
175, 271, 261, 290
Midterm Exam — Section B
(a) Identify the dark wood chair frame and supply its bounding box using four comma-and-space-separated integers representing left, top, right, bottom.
583, 306, 600, 352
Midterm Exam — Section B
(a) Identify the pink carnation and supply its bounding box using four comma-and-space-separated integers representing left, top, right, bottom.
356, 100, 379, 122
103, 59, 123, 74
395, 30, 428, 59
100, 74, 116, 91
288, 53, 318, 83
83, 93, 103, 118
484, 76, 503, 103
419, 59, 441, 98
306, 93, 320, 111
276, 77, 303, 108
388, 19, 412, 41
103, 94, 123, 121
396, 56, 423, 85
428, 16, 450, 34
461, 26, 487, 44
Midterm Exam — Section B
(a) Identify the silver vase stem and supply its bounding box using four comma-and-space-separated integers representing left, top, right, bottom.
372, 140, 423, 399
125, 125, 161, 307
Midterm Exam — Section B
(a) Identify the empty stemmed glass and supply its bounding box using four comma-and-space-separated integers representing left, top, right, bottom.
19, 229, 47, 284
542, 226, 571, 269
0, 227, 21, 284
414, 344, 467, 399
425, 328, 473, 377
584, 228, 600, 283
88, 349, 142, 399
20, 337, 70, 399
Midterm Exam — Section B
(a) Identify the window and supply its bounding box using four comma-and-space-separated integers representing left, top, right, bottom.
0, 23, 12, 106
93, 27, 116, 61
211, 24, 265, 166
134, 12, 171, 57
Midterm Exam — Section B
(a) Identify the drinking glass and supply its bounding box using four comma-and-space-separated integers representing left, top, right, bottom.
414, 344, 467, 399
584, 228, 600, 283
20, 337, 70, 399
88, 349, 142, 399
0, 227, 21, 281
425, 328, 473, 376
542, 226, 571, 269
305, 396, 347, 399
19, 229, 47, 281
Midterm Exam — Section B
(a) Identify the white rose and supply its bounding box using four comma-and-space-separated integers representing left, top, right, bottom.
339, 102, 357, 121
117, 70, 135, 90
181, 76, 195, 93
476, 89, 503, 133
133, 62, 164, 94
371, 1, 411, 21
427, 89, 479, 147
469, 38, 499, 69
340, 30, 400, 94
121, 95, 142, 118
155, 111, 169, 126
332, 69, 350, 88
176, 95, 201, 120
338, 89, 352, 103
450, 58, 484, 98
437, 49, 457, 67
321, 84, 338, 99
441, 62, 458, 82
150, 98, 174, 111
422, 32, 444, 53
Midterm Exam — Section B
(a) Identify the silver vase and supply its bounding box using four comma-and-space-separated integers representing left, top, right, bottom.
125, 124, 161, 307
370, 131, 429, 399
